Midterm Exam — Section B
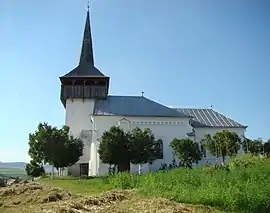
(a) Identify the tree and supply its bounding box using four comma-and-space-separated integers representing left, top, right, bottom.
98, 126, 131, 172
129, 128, 163, 174
169, 138, 201, 169
264, 140, 270, 157
28, 122, 84, 173
254, 138, 264, 155
202, 130, 241, 165
25, 160, 45, 180
98, 126, 163, 174
242, 138, 263, 155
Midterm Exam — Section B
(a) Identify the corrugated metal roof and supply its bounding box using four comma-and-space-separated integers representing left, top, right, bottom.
94, 96, 190, 117
175, 108, 246, 128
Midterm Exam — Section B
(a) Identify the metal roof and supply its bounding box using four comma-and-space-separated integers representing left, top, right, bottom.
175, 108, 247, 128
94, 96, 191, 117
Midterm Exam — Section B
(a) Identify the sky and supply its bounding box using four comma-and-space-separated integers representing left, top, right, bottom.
0, 0, 269, 162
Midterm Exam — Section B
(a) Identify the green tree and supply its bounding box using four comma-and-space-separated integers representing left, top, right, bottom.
25, 160, 45, 180
254, 138, 264, 155
169, 138, 201, 169
202, 130, 241, 165
98, 126, 163, 174
242, 138, 263, 155
263, 139, 270, 157
129, 128, 163, 174
28, 122, 84, 173
98, 126, 131, 172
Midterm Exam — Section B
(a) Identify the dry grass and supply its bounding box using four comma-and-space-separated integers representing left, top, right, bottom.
0, 182, 222, 213
0, 182, 76, 212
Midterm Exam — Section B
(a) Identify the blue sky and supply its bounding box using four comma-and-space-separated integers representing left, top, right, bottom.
0, 0, 269, 162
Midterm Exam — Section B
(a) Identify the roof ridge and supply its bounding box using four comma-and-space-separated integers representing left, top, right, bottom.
108, 95, 143, 98
174, 107, 213, 110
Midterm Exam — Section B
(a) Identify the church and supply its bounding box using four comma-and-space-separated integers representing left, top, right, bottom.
59, 9, 247, 176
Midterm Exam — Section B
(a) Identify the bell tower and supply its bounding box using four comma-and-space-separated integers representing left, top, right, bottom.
59, 8, 110, 107
59, 6, 109, 176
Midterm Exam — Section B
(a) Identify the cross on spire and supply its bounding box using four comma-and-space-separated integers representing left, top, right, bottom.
59, 1, 110, 106
60, 1, 108, 78
87, 0, 90, 11
79, 2, 94, 65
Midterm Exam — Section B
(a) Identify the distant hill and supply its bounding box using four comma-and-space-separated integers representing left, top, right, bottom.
0, 162, 27, 168
0, 162, 52, 172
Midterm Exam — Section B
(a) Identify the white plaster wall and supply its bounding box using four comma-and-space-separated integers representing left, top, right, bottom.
65, 99, 95, 176
194, 127, 246, 165
64, 98, 247, 176
94, 116, 193, 175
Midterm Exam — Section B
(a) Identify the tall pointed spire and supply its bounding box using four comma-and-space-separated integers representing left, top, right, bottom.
79, 4, 94, 65
60, 2, 110, 106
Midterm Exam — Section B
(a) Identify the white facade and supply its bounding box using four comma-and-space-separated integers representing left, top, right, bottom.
194, 127, 245, 165
66, 98, 246, 176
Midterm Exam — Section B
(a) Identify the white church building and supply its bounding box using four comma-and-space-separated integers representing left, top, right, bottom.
59, 10, 247, 176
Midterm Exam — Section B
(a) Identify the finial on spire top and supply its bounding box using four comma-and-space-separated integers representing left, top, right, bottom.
87, 0, 90, 11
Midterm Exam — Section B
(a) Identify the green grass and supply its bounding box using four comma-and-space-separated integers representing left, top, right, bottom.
108, 155, 270, 213
39, 176, 113, 195
39, 155, 270, 213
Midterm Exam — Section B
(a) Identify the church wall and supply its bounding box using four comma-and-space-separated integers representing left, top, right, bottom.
194, 127, 246, 165
65, 99, 95, 176
65, 100, 247, 176
94, 115, 193, 175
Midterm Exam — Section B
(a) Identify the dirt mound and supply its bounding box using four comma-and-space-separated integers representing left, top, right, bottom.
52, 190, 134, 213
0, 182, 209, 213
82, 189, 133, 205
116, 197, 196, 213
44, 190, 196, 213
0, 182, 75, 209
42, 188, 73, 203
0, 182, 43, 197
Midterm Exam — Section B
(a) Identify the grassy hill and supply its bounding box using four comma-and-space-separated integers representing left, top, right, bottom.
0, 167, 28, 179
39, 154, 270, 213
0, 162, 52, 180
1, 154, 270, 213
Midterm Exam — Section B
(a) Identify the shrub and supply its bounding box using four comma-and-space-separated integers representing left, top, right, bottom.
108, 172, 140, 189
228, 153, 261, 170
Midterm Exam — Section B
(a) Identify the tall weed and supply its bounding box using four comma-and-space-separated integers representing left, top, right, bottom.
109, 156, 270, 213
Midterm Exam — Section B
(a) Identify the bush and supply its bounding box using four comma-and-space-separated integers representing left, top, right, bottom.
108, 172, 140, 189
109, 156, 270, 213
227, 153, 261, 170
